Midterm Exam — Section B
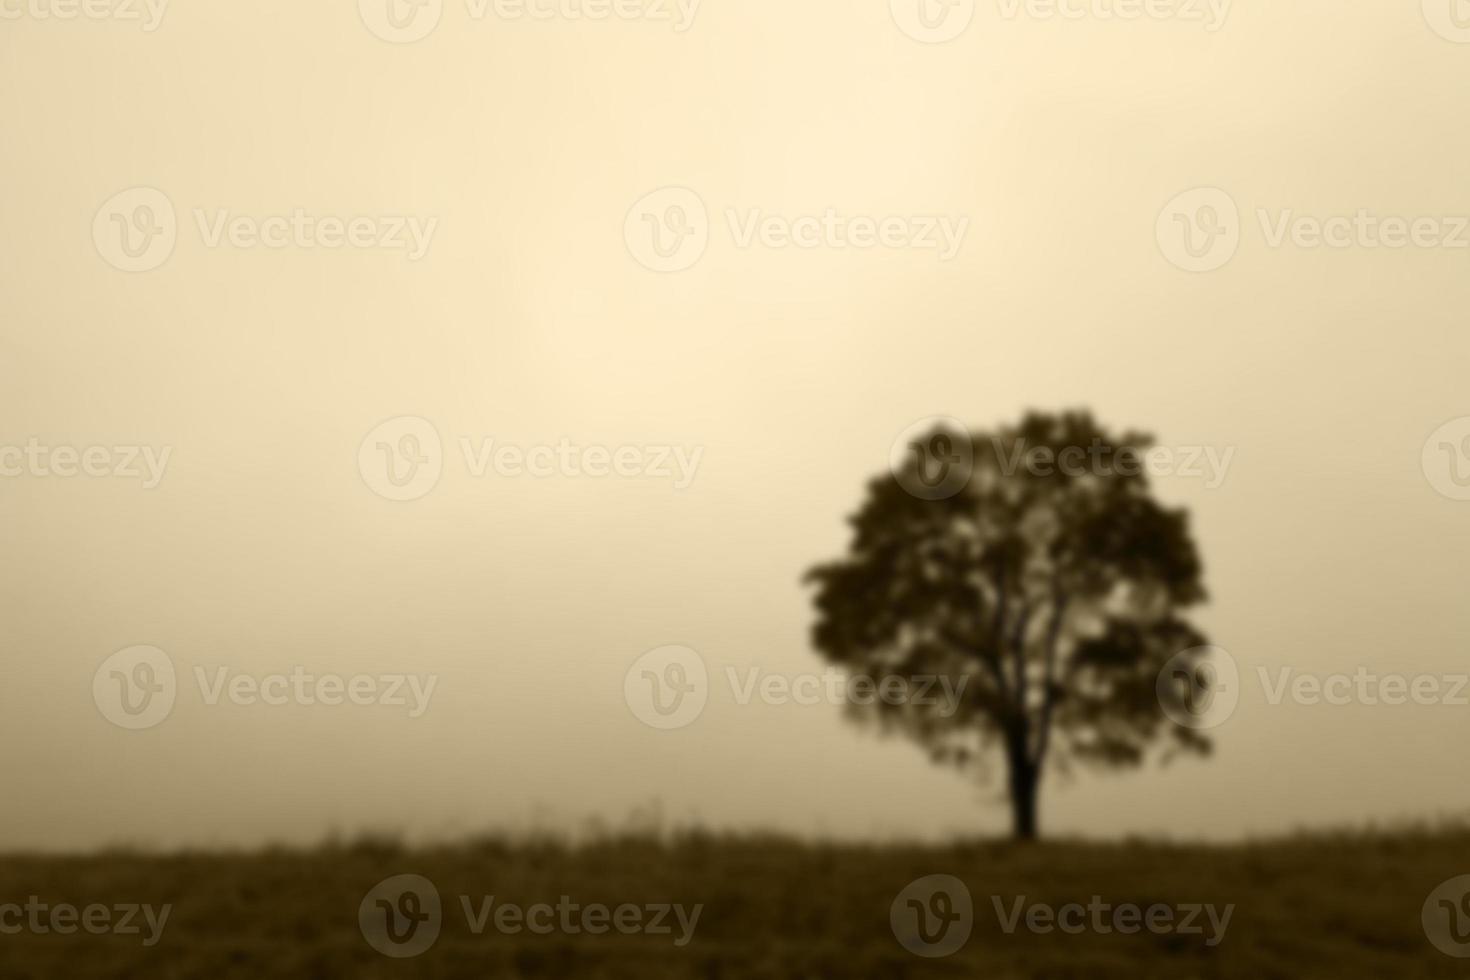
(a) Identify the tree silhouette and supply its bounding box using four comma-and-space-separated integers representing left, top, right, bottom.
806, 411, 1212, 840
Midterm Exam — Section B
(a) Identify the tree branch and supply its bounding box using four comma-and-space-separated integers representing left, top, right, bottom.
1030, 588, 1070, 770
990, 566, 1012, 705
1009, 599, 1033, 711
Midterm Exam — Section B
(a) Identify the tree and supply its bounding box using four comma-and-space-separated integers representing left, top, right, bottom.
805, 410, 1213, 840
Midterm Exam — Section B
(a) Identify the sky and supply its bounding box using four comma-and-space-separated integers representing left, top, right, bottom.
3, 0, 1470, 850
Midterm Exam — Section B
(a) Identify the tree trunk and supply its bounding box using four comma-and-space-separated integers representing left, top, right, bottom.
1007, 743, 1040, 841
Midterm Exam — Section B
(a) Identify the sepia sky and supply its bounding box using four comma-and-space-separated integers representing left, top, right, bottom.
3, 1, 1470, 850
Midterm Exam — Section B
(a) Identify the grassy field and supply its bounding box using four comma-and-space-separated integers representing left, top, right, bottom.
0, 827, 1465, 978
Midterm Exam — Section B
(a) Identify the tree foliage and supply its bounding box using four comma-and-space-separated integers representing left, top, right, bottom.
806, 411, 1212, 838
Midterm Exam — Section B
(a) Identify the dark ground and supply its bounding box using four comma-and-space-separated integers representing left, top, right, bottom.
0, 827, 1464, 978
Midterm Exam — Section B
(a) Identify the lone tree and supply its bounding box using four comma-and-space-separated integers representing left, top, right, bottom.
806, 411, 1212, 840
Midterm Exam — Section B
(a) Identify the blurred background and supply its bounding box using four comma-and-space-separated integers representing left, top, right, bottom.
2, 0, 1469, 856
